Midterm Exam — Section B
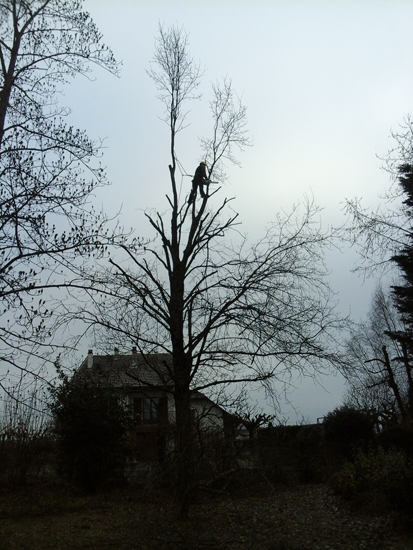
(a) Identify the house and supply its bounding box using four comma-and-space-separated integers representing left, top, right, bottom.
79, 348, 235, 463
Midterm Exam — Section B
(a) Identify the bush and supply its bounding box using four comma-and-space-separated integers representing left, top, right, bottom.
49, 366, 130, 491
257, 424, 326, 486
0, 386, 52, 489
332, 446, 413, 513
379, 421, 413, 456
296, 425, 326, 483
0, 421, 52, 488
323, 405, 375, 459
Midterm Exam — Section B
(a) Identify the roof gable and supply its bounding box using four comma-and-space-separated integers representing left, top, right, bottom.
78, 350, 230, 417
80, 350, 173, 388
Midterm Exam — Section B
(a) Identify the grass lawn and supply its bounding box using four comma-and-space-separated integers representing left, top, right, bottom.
1, 478, 412, 550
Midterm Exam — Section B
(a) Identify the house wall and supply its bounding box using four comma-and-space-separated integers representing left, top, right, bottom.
190, 398, 225, 434
127, 389, 171, 462
126, 389, 227, 463
166, 393, 175, 423
127, 390, 224, 432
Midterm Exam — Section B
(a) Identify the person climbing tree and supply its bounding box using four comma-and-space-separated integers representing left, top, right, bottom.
188, 161, 209, 203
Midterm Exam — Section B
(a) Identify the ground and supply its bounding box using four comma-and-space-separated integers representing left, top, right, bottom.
0, 482, 412, 549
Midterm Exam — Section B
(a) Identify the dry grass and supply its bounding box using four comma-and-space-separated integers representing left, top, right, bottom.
0, 480, 412, 550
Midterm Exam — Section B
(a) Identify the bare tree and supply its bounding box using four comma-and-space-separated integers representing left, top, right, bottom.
0, 1, 123, 384
344, 135, 413, 423
344, 285, 412, 425
343, 117, 413, 277
83, 25, 344, 516
344, 196, 409, 277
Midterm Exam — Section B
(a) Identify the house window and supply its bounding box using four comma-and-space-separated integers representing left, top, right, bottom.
133, 397, 159, 424
143, 397, 158, 422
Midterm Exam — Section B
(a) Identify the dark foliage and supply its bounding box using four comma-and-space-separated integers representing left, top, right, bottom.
379, 420, 413, 456
391, 165, 413, 332
332, 445, 413, 514
386, 164, 413, 417
0, 422, 52, 489
323, 405, 375, 458
258, 424, 326, 485
49, 366, 130, 491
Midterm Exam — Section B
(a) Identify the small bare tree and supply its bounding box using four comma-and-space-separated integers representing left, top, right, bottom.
0, 374, 51, 486
344, 285, 412, 425
83, 25, 345, 516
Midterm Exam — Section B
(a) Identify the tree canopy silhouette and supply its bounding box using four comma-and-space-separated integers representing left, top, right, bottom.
82, 24, 345, 516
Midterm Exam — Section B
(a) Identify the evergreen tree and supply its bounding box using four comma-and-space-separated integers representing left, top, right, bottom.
392, 165, 413, 328
49, 366, 130, 491
389, 164, 413, 415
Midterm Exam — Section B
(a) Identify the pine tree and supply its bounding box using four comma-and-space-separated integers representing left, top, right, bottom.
389, 164, 413, 415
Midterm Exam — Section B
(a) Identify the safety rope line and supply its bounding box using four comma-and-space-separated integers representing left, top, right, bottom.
175, 156, 192, 203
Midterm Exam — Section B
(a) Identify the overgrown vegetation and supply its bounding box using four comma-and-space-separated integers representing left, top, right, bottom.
323, 405, 375, 458
0, 384, 51, 489
332, 446, 413, 513
49, 366, 130, 491
1, 384, 413, 549
0, 423, 412, 550
257, 424, 326, 486
338, 158, 413, 517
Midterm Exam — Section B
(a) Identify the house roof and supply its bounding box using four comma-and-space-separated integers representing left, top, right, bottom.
78, 349, 232, 416
79, 349, 174, 388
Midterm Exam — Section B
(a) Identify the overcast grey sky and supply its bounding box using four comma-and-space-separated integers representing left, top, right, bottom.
62, 0, 413, 422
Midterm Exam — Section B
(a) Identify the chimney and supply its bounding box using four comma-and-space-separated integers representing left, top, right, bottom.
132, 346, 137, 365
87, 349, 93, 369
114, 347, 119, 359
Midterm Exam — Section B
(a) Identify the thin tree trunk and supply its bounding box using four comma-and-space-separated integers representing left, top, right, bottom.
382, 345, 408, 421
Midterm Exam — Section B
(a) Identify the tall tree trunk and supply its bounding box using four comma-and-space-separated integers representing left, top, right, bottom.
169, 257, 193, 517
174, 379, 193, 518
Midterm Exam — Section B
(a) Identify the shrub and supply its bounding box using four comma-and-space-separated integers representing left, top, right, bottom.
332, 446, 413, 512
49, 365, 130, 491
257, 424, 326, 486
379, 421, 413, 456
296, 425, 326, 483
0, 386, 52, 488
323, 405, 375, 459
0, 421, 51, 488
